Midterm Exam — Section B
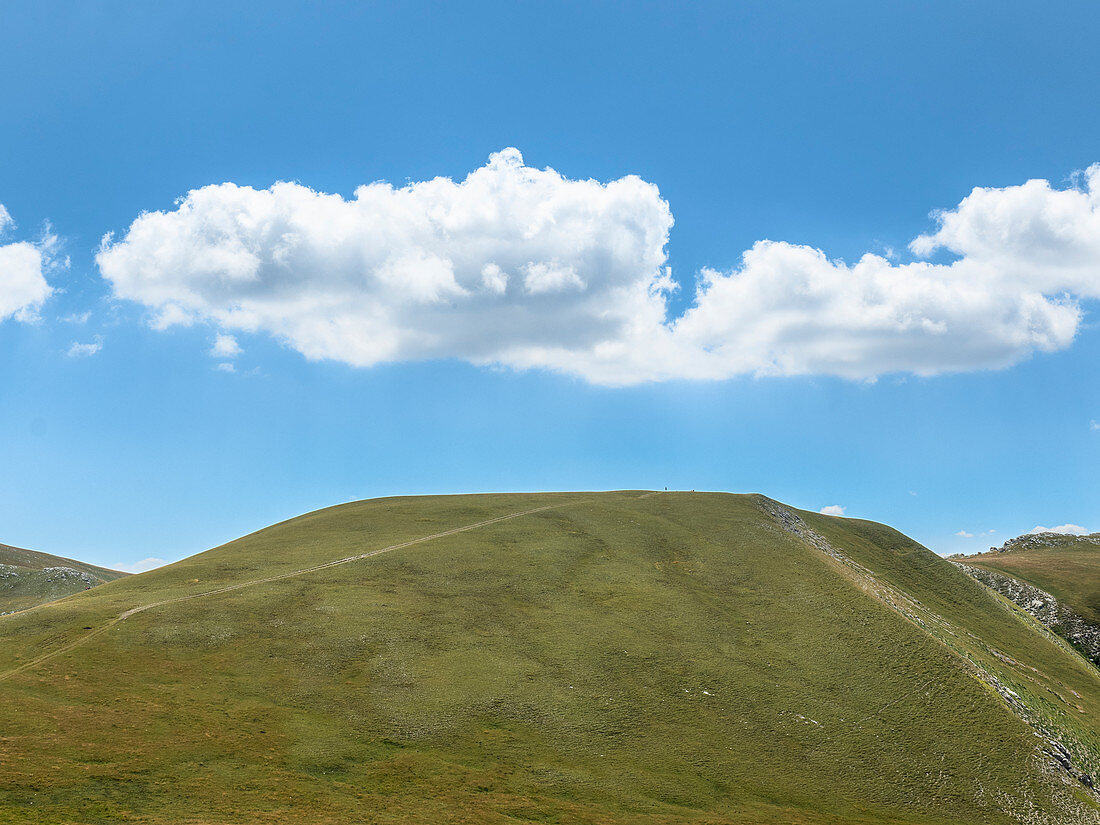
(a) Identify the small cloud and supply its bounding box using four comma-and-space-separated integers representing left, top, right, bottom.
955, 530, 974, 538
820, 505, 846, 517
480, 263, 509, 294
1091, 419, 1099, 431
0, 204, 55, 323
66, 335, 103, 357
908, 490, 918, 497
151, 304, 192, 330
62, 311, 91, 324
112, 557, 169, 574
214, 362, 236, 373
210, 333, 242, 358
1028, 523, 1090, 536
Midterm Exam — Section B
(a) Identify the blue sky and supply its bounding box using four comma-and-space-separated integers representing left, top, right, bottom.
1, 1, 1098, 571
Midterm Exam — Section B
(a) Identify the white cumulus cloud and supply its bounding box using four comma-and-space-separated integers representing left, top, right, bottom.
0, 204, 55, 323
96, 153, 1100, 385
112, 557, 170, 574
956, 528, 995, 538
97, 149, 673, 383
1027, 524, 1090, 536
67, 336, 103, 357
211, 333, 242, 358
820, 504, 846, 516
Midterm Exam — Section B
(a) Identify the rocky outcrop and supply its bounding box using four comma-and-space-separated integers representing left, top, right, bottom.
0, 564, 108, 615
989, 532, 1100, 554
42, 566, 102, 587
952, 562, 1100, 668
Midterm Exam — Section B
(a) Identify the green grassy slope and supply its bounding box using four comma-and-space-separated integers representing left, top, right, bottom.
803, 513, 1100, 794
0, 492, 1098, 825
0, 543, 128, 614
963, 540, 1100, 625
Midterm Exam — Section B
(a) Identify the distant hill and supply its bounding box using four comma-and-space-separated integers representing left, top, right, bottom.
1, 492, 1099, 824
987, 531, 1100, 558
0, 542, 128, 615
956, 532, 1100, 667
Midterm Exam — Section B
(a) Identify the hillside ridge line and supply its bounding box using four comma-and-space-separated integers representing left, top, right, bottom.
0, 494, 629, 682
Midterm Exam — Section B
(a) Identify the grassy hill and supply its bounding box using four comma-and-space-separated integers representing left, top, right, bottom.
963, 536, 1100, 626
0, 542, 128, 615
1, 492, 1099, 824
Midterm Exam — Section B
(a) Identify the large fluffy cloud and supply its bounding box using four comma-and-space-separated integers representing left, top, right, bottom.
97, 152, 1100, 384
98, 149, 674, 379
0, 205, 54, 322
669, 243, 1079, 380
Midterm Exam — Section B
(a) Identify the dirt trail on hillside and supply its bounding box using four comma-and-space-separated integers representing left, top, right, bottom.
0, 497, 612, 682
